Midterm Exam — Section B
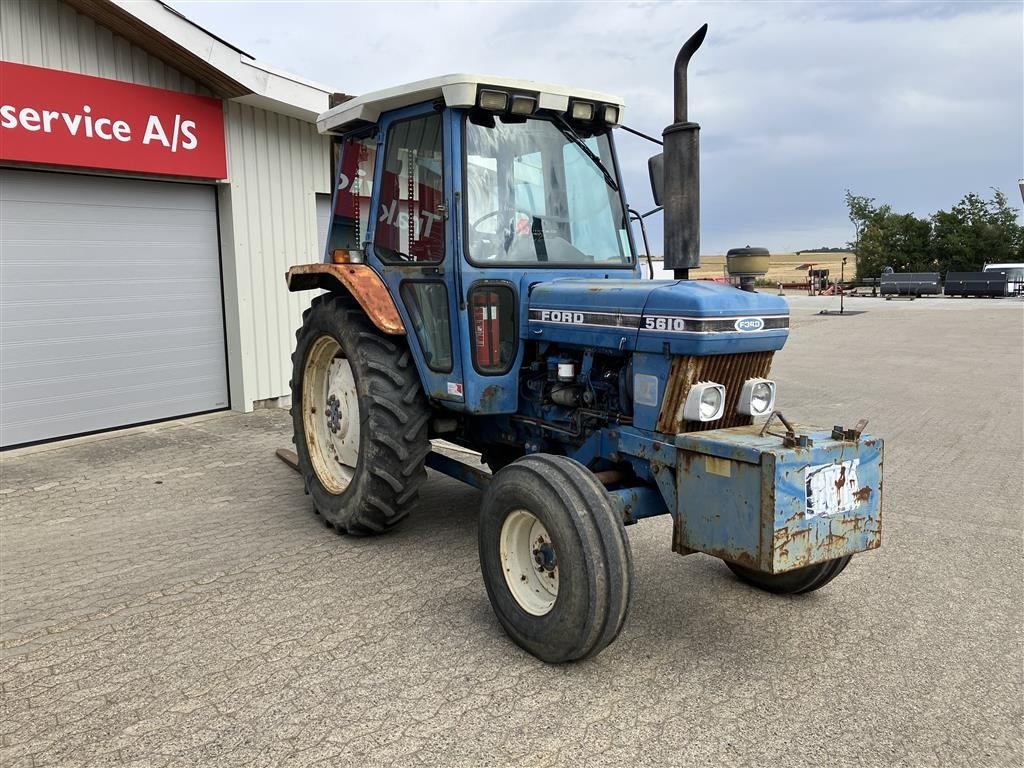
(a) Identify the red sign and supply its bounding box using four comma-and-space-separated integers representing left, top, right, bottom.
0, 62, 226, 179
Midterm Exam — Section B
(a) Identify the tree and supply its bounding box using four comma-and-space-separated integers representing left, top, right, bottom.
844, 190, 876, 253
930, 190, 1024, 272
844, 191, 931, 278
844, 188, 1024, 278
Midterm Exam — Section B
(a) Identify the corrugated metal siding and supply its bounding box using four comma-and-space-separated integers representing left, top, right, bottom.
220, 102, 332, 407
0, 0, 210, 96
2, 0, 334, 412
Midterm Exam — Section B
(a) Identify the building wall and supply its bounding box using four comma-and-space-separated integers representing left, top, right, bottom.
219, 103, 331, 409
1, 0, 334, 412
0, 0, 210, 96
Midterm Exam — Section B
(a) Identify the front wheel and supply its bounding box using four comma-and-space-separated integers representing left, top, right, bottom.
478, 454, 633, 663
724, 556, 852, 595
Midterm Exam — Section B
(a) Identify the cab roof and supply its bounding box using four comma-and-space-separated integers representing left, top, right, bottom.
316, 73, 625, 135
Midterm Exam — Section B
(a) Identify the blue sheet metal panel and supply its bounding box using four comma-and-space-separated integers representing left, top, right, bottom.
607, 486, 670, 523
633, 328, 789, 356
636, 281, 789, 356
643, 280, 789, 318
675, 425, 884, 572
677, 450, 764, 560
630, 352, 673, 431
527, 278, 661, 315
769, 435, 883, 571
525, 278, 789, 355
676, 426, 792, 464
612, 425, 680, 467
525, 278, 651, 350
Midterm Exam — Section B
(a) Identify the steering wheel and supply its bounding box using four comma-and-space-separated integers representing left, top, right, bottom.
469, 208, 538, 260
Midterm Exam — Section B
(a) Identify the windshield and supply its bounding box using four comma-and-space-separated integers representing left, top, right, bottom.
464, 115, 633, 266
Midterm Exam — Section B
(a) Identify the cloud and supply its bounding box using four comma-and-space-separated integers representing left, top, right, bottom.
169, 0, 1023, 254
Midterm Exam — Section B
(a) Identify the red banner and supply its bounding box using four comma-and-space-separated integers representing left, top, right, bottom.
0, 62, 226, 179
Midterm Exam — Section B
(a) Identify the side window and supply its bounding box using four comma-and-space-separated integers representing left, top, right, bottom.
374, 114, 445, 263
400, 282, 452, 372
328, 134, 376, 257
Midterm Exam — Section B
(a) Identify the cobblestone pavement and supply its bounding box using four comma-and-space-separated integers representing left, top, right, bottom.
2, 296, 1022, 767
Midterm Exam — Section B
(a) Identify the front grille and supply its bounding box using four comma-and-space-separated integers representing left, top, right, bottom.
656, 351, 775, 433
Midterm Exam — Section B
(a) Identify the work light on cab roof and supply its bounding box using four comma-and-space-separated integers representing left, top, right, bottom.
281, 24, 885, 664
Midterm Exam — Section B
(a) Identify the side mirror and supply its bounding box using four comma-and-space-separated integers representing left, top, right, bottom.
647, 153, 664, 207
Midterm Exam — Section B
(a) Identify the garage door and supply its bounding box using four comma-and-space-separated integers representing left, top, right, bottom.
1, 169, 229, 448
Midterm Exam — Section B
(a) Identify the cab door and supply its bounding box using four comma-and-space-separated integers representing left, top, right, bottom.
367, 106, 465, 407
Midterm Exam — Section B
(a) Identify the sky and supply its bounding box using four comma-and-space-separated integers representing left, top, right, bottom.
168, 0, 1023, 255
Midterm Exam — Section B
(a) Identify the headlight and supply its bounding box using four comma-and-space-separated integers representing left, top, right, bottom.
738, 378, 776, 416
681, 382, 726, 422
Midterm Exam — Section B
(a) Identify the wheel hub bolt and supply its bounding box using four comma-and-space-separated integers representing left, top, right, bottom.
326, 394, 342, 433
532, 542, 556, 572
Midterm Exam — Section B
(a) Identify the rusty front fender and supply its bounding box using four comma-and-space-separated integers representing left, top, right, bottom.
286, 263, 405, 335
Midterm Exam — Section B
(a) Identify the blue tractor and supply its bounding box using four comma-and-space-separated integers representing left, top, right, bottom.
285, 27, 883, 662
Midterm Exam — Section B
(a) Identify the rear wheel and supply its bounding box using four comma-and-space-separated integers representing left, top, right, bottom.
725, 556, 852, 595
291, 293, 430, 534
478, 454, 633, 663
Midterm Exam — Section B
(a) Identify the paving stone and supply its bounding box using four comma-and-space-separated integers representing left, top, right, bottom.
0, 296, 1021, 766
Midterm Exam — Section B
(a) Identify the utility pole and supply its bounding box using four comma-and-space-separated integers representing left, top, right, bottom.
840, 257, 847, 315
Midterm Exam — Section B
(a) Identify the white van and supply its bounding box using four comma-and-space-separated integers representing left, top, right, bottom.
983, 263, 1024, 295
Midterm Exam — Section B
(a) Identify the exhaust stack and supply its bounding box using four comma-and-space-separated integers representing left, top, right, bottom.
663, 24, 707, 279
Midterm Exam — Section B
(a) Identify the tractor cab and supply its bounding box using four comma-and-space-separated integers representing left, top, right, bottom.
309, 75, 639, 412
298, 74, 786, 416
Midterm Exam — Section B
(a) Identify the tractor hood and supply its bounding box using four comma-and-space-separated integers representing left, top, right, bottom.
526, 278, 789, 355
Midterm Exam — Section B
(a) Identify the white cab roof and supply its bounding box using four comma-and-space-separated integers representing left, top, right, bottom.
317, 74, 625, 135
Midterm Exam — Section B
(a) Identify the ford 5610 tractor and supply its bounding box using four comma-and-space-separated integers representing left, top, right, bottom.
283, 26, 883, 662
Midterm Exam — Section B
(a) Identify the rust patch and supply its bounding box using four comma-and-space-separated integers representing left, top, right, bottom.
725, 551, 760, 569
286, 263, 405, 335
680, 451, 696, 472
480, 384, 502, 410
783, 508, 804, 525
656, 352, 774, 434
833, 463, 847, 493
594, 470, 627, 485
823, 529, 848, 548
853, 486, 873, 503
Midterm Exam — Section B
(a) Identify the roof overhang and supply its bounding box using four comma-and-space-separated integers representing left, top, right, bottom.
64, 0, 343, 122
317, 74, 626, 135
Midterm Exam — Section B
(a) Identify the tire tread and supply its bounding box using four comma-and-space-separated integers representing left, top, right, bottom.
291, 293, 429, 535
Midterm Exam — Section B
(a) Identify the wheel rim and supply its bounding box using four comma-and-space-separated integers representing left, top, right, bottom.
302, 335, 360, 494
499, 509, 559, 616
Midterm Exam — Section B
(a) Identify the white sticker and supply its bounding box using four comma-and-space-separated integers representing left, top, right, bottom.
633, 373, 659, 407
804, 459, 861, 518
446, 382, 463, 397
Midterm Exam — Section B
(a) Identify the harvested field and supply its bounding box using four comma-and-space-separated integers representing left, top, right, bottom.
651, 251, 857, 284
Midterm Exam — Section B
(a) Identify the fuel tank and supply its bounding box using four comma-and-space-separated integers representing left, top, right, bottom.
526, 279, 789, 355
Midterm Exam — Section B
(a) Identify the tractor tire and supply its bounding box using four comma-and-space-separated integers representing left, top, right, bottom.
478, 454, 633, 663
291, 293, 430, 535
724, 555, 852, 595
